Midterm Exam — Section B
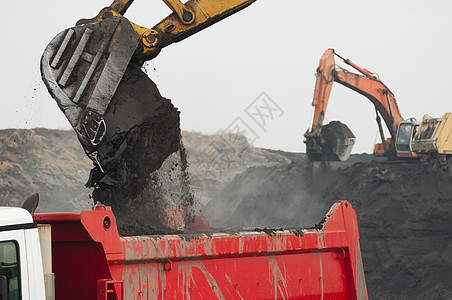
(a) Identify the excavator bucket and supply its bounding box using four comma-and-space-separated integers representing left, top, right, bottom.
41, 14, 182, 197
41, 16, 140, 167
306, 121, 356, 162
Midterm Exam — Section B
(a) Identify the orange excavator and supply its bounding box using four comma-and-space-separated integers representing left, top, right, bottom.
304, 48, 418, 161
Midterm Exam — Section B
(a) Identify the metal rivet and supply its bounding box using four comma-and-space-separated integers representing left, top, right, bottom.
182, 10, 193, 22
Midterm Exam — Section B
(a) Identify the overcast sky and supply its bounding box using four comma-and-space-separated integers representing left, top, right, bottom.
1, 0, 451, 153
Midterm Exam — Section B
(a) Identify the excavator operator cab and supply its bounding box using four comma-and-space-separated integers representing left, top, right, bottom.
395, 120, 419, 154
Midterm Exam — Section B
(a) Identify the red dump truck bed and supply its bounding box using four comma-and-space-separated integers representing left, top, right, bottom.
33, 200, 367, 299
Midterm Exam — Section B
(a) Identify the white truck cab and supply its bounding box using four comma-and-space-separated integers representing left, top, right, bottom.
0, 207, 46, 300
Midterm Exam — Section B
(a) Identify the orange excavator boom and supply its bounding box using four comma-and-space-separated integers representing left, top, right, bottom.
305, 49, 404, 160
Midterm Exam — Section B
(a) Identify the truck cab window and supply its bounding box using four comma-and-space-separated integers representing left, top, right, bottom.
0, 242, 20, 300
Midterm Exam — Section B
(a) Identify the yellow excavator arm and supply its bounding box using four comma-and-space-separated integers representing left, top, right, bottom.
77, 0, 256, 62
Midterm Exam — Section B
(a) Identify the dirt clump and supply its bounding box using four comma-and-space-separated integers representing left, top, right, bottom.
86, 61, 195, 235
320, 121, 355, 161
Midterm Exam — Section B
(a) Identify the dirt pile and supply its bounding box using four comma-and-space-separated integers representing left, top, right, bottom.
0, 129, 92, 212
204, 159, 452, 299
323, 161, 452, 299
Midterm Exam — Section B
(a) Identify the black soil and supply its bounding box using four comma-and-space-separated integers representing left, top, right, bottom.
88, 61, 195, 235
320, 121, 355, 161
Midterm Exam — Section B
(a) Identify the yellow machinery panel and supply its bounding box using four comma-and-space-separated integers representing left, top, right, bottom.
412, 113, 452, 154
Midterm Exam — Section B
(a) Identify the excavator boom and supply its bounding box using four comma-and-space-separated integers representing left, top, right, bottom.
305, 49, 404, 161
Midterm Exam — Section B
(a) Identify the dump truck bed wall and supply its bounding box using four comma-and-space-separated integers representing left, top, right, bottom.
412, 113, 452, 154
34, 201, 367, 300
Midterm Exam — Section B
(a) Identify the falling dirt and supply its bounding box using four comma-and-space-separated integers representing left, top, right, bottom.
87, 61, 195, 235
